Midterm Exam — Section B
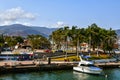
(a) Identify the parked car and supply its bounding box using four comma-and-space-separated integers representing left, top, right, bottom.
44, 49, 52, 53
55, 50, 65, 53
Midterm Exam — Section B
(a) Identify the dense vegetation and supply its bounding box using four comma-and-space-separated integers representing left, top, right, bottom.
0, 34, 51, 50
27, 35, 51, 49
0, 23, 117, 52
50, 23, 117, 53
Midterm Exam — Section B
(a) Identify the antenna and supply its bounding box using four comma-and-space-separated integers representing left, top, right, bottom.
79, 56, 83, 61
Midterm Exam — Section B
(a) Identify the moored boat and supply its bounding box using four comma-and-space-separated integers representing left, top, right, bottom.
73, 56, 103, 75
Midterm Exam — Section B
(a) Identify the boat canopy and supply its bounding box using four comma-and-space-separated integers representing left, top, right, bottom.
80, 60, 93, 65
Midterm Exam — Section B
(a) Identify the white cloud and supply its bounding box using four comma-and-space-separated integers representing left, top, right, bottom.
0, 7, 36, 25
52, 21, 67, 28
56, 21, 64, 27
47, 21, 69, 28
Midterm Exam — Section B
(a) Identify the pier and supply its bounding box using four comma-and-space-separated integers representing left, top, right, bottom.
0, 60, 74, 74
0, 60, 120, 74
95, 62, 120, 68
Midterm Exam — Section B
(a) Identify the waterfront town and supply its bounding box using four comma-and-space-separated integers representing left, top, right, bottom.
1, 0, 120, 80
0, 24, 120, 75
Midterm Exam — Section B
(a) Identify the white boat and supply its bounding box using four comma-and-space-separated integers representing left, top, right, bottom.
73, 56, 103, 75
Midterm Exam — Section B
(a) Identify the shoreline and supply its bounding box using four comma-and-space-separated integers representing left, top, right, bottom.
0, 60, 120, 74
0, 64, 73, 74
0, 60, 74, 74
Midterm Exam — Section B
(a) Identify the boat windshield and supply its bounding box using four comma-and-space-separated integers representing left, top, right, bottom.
81, 64, 96, 67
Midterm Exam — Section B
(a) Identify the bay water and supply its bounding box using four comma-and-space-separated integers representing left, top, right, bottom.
0, 68, 120, 80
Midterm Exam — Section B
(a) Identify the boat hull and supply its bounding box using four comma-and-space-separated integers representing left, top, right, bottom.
73, 66, 102, 75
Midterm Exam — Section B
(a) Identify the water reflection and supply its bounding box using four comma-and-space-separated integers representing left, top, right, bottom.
0, 69, 120, 80
73, 71, 89, 80
73, 71, 105, 80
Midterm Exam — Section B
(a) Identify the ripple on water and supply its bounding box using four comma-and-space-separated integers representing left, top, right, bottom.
0, 69, 120, 80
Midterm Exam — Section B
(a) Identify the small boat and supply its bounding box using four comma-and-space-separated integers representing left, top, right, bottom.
73, 56, 103, 75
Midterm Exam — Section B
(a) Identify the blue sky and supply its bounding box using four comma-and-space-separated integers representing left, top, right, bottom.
0, 0, 120, 29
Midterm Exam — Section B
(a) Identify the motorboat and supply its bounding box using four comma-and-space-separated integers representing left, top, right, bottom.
73, 56, 103, 75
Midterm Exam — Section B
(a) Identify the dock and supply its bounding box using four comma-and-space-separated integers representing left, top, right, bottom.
95, 62, 120, 68
94, 59, 120, 68
0, 60, 74, 74
0, 60, 120, 74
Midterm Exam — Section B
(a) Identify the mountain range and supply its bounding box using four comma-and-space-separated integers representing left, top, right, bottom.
0, 24, 120, 38
115, 29, 120, 37
0, 24, 57, 37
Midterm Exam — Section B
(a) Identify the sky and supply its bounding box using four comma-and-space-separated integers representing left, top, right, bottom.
0, 0, 120, 29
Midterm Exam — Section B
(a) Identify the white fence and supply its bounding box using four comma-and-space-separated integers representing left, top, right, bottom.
93, 59, 117, 63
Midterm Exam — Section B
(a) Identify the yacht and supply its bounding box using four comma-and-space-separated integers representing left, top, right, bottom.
73, 56, 103, 75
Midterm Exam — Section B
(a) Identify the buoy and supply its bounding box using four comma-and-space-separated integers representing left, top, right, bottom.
105, 74, 108, 78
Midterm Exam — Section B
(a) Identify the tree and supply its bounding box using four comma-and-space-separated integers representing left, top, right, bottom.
14, 36, 24, 44
0, 34, 4, 47
27, 35, 51, 49
50, 23, 118, 55
62, 26, 70, 51
102, 28, 117, 53
51, 28, 64, 50
86, 24, 101, 51
4, 36, 17, 47
69, 26, 78, 52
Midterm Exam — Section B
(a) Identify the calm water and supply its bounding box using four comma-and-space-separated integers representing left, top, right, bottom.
0, 68, 120, 80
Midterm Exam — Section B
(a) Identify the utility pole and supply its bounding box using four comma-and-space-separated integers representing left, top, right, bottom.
77, 38, 79, 57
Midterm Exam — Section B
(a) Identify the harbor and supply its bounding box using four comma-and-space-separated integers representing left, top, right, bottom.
0, 60, 74, 74
1, 69, 120, 80
0, 58, 120, 74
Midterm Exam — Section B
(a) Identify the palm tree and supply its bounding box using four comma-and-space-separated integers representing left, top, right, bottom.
102, 28, 117, 54
86, 24, 102, 51
51, 26, 70, 50
76, 28, 84, 57
61, 26, 69, 51
69, 26, 78, 52
69, 26, 85, 57
50, 24, 118, 57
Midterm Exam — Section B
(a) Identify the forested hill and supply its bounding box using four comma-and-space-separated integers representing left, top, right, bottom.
115, 29, 120, 37
0, 24, 57, 37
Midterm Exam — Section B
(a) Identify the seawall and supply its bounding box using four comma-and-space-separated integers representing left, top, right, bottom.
1, 60, 120, 74
0, 61, 74, 74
